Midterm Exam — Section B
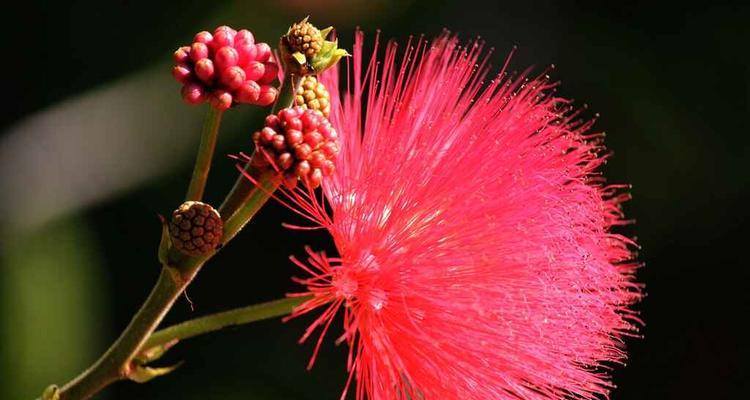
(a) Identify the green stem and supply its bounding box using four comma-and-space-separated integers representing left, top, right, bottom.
186, 107, 223, 201
220, 168, 281, 242
57, 268, 187, 400
145, 296, 309, 351
273, 73, 301, 114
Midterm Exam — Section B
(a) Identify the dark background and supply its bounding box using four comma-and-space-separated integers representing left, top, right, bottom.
1, 1, 748, 399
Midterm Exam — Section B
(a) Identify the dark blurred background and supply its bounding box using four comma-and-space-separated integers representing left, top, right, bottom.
1, 1, 747, 399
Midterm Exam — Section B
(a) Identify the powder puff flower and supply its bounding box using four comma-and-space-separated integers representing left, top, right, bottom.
276, 31, 642, 400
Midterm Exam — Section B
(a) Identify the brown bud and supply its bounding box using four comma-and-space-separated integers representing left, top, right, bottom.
169, 201, 223, 256
286, 17, 323, 60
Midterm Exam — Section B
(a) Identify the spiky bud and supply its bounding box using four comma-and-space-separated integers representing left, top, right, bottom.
287, 17, 323, 60
280, 17, 348, 76
295, 76, 331, 117
169, 201, 223, 256
252, 107, 339, 189
172, 26, 280, 110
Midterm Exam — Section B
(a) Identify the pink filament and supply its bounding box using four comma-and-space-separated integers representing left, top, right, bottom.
278, 31, 642, 400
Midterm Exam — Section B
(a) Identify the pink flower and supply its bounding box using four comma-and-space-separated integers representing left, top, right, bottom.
279, 31, 642, 400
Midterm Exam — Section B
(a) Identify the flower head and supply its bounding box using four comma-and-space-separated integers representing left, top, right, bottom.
251, 107, 339, 189
172, 26, 279, 110
278, 31, 642, 400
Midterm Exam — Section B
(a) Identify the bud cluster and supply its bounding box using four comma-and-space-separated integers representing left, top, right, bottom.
280, 17, 348, 76
287, 18, 324, 59
252, 107, 339, 189
173, 26, 280, 110
295, 76, 331, 117
169, 201, 223, 256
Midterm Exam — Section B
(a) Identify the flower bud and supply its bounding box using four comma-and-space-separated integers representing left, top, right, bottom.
169, 201, 223, 256
172, 64, 192, 84
211, 90, 233, 111
171, 25, 281, 110
295, 76, 331, 117
287, 17, 323, 59
279, 17, 348, 76
181, 83, 206, 104
252, 107, 339, 189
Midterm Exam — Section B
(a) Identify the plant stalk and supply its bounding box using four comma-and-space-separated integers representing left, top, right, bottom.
57, 268, 186, 400
185, 107, 223, 201
145, 296, 309, 351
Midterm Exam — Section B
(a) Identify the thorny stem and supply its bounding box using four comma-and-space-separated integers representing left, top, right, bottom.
145, 296, 309, 351
185, 107, 223, 201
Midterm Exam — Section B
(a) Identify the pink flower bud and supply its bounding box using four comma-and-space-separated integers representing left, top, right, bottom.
211, 90, 233, 110
260, 127, 275, 143
294, 143, 312, 160
307, 168, 323, 188
308, 151, 326, 169
320, 141, 339, 158
259, 62, 279, 84
220, 66, 245, 90
283, 173, 298, 189
304, 131, 324, 148
255, 43, 271, 62
284, 116, 303, 131
265, 114, 280, 129
250, 107, 338, 187
190, 42, 209, 62
214, 46, 239, 69
278, 152, 293, 169
214, 25, 236, 34
181, 83, 205, 104
194, 59, 215, 83
212, 28, 235, 49
236, 43, 257, 65
321, 159, 335, 176
272, 134, 286, 151
300, 110, 321, 129
193, 31, 213, 44
285, 129, 304, 145
318, 123, 336, 140
235, 29, 255, 46
243, 61, 265, 82
236, 80, 260, 104
174, 46, 191, 63
172, 64, 192, 83
256, 86, 278, 106
172, 26, 280, 110
295, 160, 311, 177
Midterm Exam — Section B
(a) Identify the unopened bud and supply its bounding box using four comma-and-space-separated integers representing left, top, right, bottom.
295, 76, 331, 117
252, 107, 339, 189
169, 201, 223, 256
171, 25, 280, 110
279, 17, 348, 76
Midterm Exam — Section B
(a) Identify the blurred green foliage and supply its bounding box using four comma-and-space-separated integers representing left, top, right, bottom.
1, 218, 107, 399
